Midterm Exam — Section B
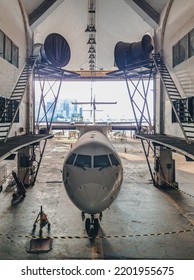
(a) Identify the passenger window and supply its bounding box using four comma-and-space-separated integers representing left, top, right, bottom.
94, 155, 111, 169
66, 153, 76, 165
109, 154, 120, 166
75, 155, 91, 168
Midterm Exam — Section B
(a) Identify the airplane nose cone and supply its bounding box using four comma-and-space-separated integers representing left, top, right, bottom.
74, 183, 110, 214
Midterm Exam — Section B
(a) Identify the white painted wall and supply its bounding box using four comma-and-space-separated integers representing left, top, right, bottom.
155, 0, 194, 138
0, 0, 33, 137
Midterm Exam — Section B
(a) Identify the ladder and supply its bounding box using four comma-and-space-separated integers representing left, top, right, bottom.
0, 55, 38, 142
153, 53, 194, 143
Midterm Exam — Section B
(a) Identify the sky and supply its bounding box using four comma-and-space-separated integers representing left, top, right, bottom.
35, 80, 153, 122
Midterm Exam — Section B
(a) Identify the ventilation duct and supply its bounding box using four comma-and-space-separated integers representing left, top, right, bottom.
114, 34, 154, 70
39, 33, 71, 68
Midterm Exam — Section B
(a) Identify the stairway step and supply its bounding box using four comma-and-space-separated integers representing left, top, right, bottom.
159, 70, 169, 73
19, 76, 29, 80
16, 83, 26, 86
11, 92, 22, 96
0, 129, 8, 133
165, 82, 175, 85
21, 73, 31, 76
168, 89, 179, 92
17, 81, 27, 84
12, 88, 24, 92
21, 71, 30, 74
0, 124, 10, 127
169, 94, 180, 97
158, 70, 168, 73
10, 97, 21, 100
166, 85, 177, 88
166, 84, 177, 88
175, 112, 189, 116
162, 77, 172, 80
182, 125, 194, 128
14, 86, 26, 89
12, 92, 23, 96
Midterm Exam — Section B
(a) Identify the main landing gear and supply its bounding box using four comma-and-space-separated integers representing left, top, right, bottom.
82, 212, 102, 237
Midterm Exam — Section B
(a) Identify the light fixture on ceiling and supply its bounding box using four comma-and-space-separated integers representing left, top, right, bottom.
86, 0, 96, 73
89, 59, 95, 64
89, 54, 95, 58
88, 46, 95, 53
85, 24, 96, 32
87, 37, 96, 44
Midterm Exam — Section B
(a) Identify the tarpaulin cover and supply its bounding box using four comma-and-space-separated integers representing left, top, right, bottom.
40, 33, 71, 67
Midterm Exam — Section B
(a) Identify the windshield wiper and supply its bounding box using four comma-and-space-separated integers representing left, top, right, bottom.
99, 165, 109, 171
76, 164, 86, 170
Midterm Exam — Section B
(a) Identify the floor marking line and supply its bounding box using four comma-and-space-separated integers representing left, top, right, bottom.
1, 228, 194, 240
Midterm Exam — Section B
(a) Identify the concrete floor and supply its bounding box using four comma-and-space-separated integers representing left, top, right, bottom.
0, 136, 194, 259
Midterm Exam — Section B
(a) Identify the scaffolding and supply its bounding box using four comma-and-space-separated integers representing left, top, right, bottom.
107, 58, 155, 133
107, 54, 194, 187
35, 64, 79, 133
31, 63, 79, 185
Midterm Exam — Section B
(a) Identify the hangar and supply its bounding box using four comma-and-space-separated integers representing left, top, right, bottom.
1, 0, 194, 259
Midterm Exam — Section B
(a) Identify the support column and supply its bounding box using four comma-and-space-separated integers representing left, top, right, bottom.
154, 147, 178, 188
17, 146, 34, 186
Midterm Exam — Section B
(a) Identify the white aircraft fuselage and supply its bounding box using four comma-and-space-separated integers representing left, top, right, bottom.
62, 129, 123, 215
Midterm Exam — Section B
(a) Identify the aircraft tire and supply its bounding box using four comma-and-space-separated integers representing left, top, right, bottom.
85, 218, 90, 233
94, 218, 99, 234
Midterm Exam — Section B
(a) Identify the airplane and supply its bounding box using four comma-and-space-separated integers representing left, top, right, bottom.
62, 126, 123, 237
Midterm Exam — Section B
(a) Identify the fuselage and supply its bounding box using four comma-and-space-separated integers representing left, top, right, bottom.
62, 130, 123, 214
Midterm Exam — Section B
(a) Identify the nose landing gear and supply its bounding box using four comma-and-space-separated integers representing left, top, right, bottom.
82, 213, 102, 237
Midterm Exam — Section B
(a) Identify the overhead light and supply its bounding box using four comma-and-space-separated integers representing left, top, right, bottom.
87, 37, 96, 44
88, 46, 95, 53
89, 9, 95, 13
85, 24, 96, 32
89, 54, 95, 58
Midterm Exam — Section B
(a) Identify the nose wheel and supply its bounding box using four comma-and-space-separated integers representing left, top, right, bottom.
85, 214, 100, 237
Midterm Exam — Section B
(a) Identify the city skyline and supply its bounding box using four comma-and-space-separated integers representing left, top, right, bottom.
35, 80, 153, 122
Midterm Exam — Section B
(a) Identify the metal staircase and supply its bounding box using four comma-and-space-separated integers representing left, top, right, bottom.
153, 53, 194, 143
0, 55, 38, 142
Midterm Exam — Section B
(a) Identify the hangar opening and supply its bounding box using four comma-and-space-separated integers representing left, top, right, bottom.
1, 0, 194, 262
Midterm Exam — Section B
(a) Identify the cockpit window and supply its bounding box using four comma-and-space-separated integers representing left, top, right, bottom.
75, 154, 91, 168
94, 155, 111, 169
66, 153, 76, 165
109, 154, 120, 166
